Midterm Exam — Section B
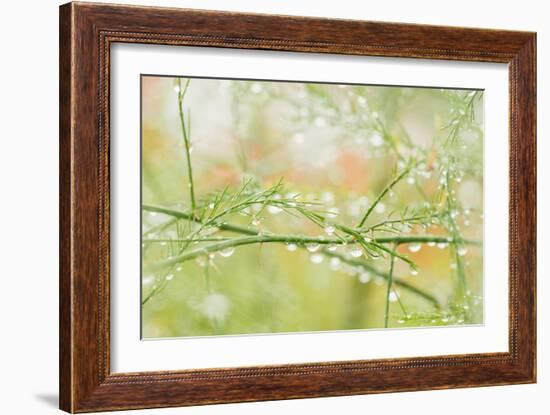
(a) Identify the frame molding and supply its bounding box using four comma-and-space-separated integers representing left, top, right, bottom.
60, 2, 536, 412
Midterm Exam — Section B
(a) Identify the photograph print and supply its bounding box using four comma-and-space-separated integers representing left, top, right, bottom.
140, 75, 484, 339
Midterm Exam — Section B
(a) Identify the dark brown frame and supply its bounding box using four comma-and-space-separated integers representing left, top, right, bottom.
59, 2, 536, 412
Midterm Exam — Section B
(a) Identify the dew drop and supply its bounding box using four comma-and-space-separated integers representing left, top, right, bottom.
310, 253, 324, 264
410, 269, 419, 276
165, 274, 174, 281
389, 292, 398, 302
286, 243, 297, 252
406, 176, 416, 185
436, 242, 448, 249
427, 241, 436, 247
326, 207, 340, 218
327, 244, 338, 252
458, 247, 468, 256
176, 266, 182, 272
324, 225, 336, 235
251, 217, 261, 226
160, 241, 167, 246
407, 243, 422, 253
219, 247, 235, 257
348, 245, 363, 258
142, 275, 154, 286
306, 243, 320, 253
267, 205, 282, 215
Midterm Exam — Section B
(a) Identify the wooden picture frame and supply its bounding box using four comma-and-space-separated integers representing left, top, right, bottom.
59, 2, 536, 412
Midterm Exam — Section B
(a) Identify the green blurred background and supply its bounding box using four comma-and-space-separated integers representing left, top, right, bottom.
141, 76, 483, 338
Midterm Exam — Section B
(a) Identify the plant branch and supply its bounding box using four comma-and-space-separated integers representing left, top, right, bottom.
384, 244, 397, 328
177, 78, 196, 211
357, 167, 412, 228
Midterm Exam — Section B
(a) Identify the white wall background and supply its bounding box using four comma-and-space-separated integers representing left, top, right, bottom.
0, 0, 545, 414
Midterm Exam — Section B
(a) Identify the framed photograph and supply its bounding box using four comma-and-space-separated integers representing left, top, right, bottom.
59, 2, 536, 412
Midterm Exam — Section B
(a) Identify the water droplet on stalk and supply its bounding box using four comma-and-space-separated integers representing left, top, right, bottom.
324, 225, 336, 235
410, 269, 419, 276
219, 247, 235, 257
327, 244, 337, 251
286, 243, 297, 252
306, 243, 320, 253
348, 245, 363, 258
267, 205, 282, 215
389, 292, 398, 302
458, 247, 468, 256
165, 274, 174, 281
437, 242, 448, 249
251, 217, 261, 226
408, 243, 422, 253
428, 241, 436, 247
406, 177, 416, 185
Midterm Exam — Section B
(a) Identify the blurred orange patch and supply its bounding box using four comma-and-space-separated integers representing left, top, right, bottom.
336, 151, 370, 192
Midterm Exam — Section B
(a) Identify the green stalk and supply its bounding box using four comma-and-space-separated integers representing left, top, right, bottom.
384, 246, 397, 328
358, 167, 411, 228
177, 78, 196, 212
